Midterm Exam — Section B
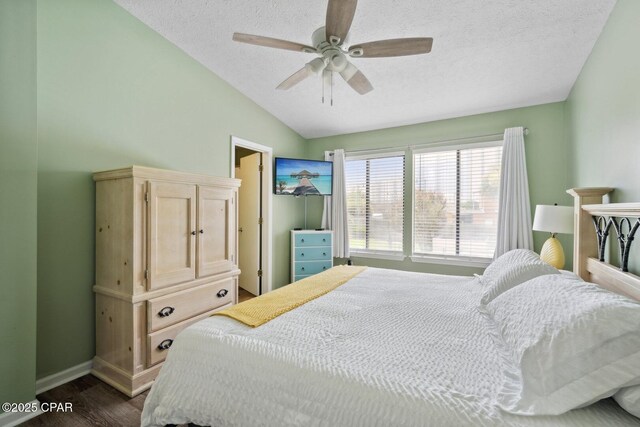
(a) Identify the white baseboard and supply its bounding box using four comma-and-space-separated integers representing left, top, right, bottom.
0, 361, 93, 426
0, 399, 42, 427
36, 360, 93, 395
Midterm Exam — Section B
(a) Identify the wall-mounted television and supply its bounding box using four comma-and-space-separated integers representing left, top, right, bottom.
274, 157, 333, 196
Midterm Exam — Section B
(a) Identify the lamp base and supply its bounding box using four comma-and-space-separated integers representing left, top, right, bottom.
540, 236, 565, 269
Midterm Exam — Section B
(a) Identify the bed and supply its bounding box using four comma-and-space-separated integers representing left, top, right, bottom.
141, 188, 640, 426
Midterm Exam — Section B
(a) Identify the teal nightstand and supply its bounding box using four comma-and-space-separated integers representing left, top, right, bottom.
291, 230, 333, 282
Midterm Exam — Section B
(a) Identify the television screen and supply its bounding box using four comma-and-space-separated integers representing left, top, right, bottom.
274, 157, 333, 196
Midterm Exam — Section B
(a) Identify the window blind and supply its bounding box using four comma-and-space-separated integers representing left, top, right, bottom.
413, 142, 502, 260
345, 153, 405, 254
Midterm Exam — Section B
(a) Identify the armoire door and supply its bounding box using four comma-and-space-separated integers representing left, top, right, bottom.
147, 182, 197, 290
197, 185, 235, 278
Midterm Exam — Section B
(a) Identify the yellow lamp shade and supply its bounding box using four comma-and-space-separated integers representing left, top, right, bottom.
540, 235, 565, 269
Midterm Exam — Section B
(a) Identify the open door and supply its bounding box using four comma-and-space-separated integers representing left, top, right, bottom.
236, 152, 262, 296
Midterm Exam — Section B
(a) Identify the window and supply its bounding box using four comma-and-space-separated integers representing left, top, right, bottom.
413, 142, 502, 262
345, 153, 405, 257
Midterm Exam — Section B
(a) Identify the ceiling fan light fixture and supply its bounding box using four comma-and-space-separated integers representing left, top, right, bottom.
306, 57, 327, 74
339, 62, 358, 82
329, 53, 348, 72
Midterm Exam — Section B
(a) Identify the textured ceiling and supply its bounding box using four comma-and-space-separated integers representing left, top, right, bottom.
113, 0, 616, 138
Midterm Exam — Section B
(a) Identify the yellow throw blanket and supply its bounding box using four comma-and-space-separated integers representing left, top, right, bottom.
215, 265, 367, 327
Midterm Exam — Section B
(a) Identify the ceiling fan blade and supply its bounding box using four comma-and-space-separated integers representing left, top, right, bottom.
232, 33, 315, 53
339, 62, 373, 95
350, 37, 433, 58
276, 67, 313, 90
277, 58, 326, 91
325, 0, 358, 43
346, 70, 373, 94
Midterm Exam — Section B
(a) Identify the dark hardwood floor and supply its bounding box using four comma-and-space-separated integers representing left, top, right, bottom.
238, 287, 256, 303
24, 293, 259, 426
22, 375, 151, 427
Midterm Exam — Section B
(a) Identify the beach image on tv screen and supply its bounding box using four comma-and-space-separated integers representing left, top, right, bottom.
275, 158, 332, 196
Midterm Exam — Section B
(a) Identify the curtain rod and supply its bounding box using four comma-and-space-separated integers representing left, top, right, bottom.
329, 127, 529, 156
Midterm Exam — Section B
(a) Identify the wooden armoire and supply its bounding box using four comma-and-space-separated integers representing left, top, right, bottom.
92, 166, 240, 396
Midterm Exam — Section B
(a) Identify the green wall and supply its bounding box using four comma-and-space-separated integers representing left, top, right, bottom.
36, 0, 306, 378
565, 0, 640, 272
0, 0, 38, 408
566, 0, 640, 200
306, 103, 573, 275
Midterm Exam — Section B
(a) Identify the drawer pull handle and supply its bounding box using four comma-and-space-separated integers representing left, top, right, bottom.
157, 339, 173, 351
158, 306, 175, 318
191, 230, 197, 236
301, 267, 305, 271
323, 252, 327, 256
301, 253, 304, 256
217, 289, 228, 298
323, 238, 326, 242
323, 266, 327, 270
199, 229, 204, 234
301, 239, 305, 243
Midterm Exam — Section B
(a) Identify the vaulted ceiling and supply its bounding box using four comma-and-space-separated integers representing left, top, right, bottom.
114, 0, 616, 138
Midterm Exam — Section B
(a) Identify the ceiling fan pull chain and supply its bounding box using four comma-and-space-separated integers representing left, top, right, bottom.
322, 70, 324, 104
331, 71, 334, 107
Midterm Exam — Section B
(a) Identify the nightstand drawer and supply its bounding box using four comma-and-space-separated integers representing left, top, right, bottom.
295, 247, 331, 261
147, 278, 234, 332
295, 261, 332, 276
294, 233, 331, 247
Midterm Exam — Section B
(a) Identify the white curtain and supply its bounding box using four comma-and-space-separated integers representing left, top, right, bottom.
321, 150, 332, 229
495, 127, 534, 258
321, 149, 350, 258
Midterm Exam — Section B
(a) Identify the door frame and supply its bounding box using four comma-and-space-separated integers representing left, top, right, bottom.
230, 136, 273, 294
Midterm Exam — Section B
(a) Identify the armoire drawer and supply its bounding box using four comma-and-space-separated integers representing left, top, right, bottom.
147, 303, 231, 366
147, 278, 234, 332
294, 261, 332, 276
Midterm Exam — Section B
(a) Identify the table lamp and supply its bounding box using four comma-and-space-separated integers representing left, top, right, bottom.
532, 204, 574, 269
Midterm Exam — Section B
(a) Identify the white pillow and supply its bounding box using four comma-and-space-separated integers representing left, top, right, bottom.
483, 274, 640, 415
480, 249, 558, 304
559, 269, 582, 281
615, 386, 640, 418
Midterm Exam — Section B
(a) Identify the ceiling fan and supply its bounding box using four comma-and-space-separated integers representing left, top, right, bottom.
232, 0, 433, 97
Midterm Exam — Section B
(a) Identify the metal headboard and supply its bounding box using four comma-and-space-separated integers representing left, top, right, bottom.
568, 188, 640, 301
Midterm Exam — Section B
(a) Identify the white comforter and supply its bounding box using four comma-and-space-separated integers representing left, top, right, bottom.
142, 268, 640, 426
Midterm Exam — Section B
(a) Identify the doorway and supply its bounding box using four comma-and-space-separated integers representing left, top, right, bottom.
231, 136, 273, 299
